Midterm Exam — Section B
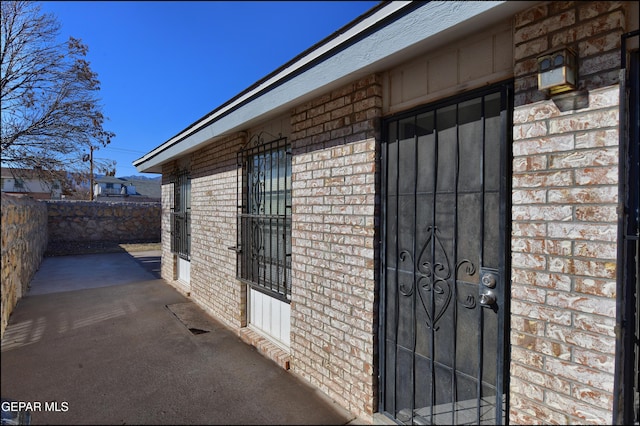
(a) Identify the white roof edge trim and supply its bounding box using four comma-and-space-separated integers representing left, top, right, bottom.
135, 0, 511, 171
133, 1, 415, 168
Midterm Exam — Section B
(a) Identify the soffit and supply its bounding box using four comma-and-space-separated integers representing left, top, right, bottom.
134, 1, 537, 174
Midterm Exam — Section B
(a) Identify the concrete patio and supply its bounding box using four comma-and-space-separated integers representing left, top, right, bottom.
0, 250, 354, 425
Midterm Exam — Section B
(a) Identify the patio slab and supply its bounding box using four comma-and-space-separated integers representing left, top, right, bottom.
1, 252, 353, 425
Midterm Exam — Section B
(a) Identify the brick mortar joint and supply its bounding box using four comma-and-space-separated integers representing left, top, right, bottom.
518, 106, 620, 123
513, 2, 625, 36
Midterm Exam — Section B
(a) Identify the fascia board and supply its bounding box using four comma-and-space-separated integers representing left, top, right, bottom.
135, 1, 514, 173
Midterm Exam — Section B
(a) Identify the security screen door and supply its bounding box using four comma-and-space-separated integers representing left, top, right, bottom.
380, 83, 512, 425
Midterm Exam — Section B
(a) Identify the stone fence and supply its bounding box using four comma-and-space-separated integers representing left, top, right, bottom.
1, 194, 48, 337
1, 197, 161, 338
47, 200, 161, 243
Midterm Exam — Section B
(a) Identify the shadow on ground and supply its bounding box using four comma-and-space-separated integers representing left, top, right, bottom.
1, 246, 353, 425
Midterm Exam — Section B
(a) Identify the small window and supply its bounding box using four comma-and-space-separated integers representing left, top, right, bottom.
14, 178, 24, 189
236, 135, 291, 301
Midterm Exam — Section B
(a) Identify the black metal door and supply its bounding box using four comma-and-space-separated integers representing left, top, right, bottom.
614, 41, 638, 425
380, 83, 512, 425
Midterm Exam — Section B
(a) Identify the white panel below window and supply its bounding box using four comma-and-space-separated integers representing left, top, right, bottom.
249, 287, 291, 348
177, 257, 190, 284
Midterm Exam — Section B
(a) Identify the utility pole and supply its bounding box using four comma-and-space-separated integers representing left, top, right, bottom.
83, 146, 95, 201
89, 146, 94, 201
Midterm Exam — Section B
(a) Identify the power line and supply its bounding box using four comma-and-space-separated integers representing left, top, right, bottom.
101, 146, 147, 154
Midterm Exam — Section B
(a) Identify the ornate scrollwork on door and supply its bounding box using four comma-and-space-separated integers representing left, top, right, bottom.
398, 226, 478, 330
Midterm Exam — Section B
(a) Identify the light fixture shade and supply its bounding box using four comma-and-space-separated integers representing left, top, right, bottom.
537, 48, 577, 95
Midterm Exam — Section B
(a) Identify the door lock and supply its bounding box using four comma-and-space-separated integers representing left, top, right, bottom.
479, 268, 499, 307
481, 271, 497, 288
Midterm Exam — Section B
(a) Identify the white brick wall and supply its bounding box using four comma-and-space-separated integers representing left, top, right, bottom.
189, 135, 246, 330
510, 88, 619, 424
509, 2, 628, 422
289, 75, 382, 420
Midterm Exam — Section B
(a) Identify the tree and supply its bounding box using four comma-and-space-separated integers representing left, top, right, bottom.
1, 0, 115, 195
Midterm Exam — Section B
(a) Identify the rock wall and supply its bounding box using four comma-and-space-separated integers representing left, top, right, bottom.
1, 194, 48, 338
2, 198, 161, 337
47, 200, 161, 243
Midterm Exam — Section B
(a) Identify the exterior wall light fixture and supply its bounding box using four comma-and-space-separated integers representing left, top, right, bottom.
537, 47, 577, 95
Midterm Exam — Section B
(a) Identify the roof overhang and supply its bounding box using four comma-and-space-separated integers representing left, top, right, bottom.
134, 0, 537, 174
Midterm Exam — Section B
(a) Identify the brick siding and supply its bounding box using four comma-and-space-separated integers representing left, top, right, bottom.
154, 2, 634, 422
289, 74, 382, 420
190, 135, 246, 330
157, 76, 382, 420
509, 2, 626, 424
514, 1, 625, 106
160, 136, 247, 331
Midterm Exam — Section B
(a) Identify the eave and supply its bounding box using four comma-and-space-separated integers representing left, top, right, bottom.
134, 0, 536, 174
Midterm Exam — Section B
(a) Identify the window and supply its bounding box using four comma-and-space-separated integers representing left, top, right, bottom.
237, 135, 291, 301
171, 170, 191, 260
14, 178, 24, 189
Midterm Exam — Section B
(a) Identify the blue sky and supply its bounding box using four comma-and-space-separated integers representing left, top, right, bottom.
38, 1, 380, 176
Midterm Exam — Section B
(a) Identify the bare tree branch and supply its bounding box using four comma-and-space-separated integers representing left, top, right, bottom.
1, 1, 116, 196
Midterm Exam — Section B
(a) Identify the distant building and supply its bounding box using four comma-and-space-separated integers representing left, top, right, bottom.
0, 167, 63, 200
93, 176, 160, 202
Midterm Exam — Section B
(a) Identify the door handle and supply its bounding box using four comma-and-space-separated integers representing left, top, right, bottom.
479, 289, 496, 307
479, 268, 499, 307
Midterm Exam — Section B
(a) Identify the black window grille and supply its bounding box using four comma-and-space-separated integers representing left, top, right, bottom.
236, 134, 291, 302
171, 169, 191, 260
